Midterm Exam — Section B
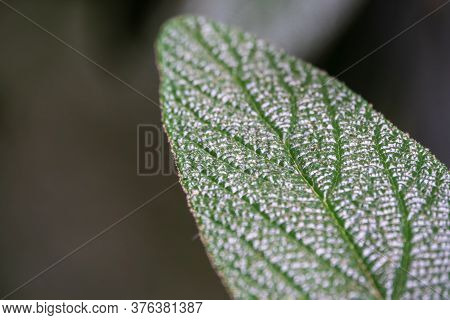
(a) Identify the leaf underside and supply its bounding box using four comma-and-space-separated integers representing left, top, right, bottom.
156, 16, 449, 299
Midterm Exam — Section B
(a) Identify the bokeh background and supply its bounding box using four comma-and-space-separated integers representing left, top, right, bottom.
1, 0, 449, 299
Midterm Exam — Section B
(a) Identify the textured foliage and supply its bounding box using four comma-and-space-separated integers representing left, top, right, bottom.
156, 16, 449, 299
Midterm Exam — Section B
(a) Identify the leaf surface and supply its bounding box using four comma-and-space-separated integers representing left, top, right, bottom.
156, 16, 449, 299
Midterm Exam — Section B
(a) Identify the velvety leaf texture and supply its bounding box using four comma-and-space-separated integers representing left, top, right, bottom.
156, 16, 449, 299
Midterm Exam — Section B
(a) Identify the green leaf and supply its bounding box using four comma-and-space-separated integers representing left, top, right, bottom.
156, 16, 449, 299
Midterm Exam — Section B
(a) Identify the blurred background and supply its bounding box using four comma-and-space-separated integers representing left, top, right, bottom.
0, 0, 449, 299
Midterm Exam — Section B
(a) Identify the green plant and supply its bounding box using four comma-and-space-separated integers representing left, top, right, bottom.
156, 16, 449, 299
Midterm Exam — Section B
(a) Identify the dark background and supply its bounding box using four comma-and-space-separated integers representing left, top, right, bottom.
0, 0, 449, 299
